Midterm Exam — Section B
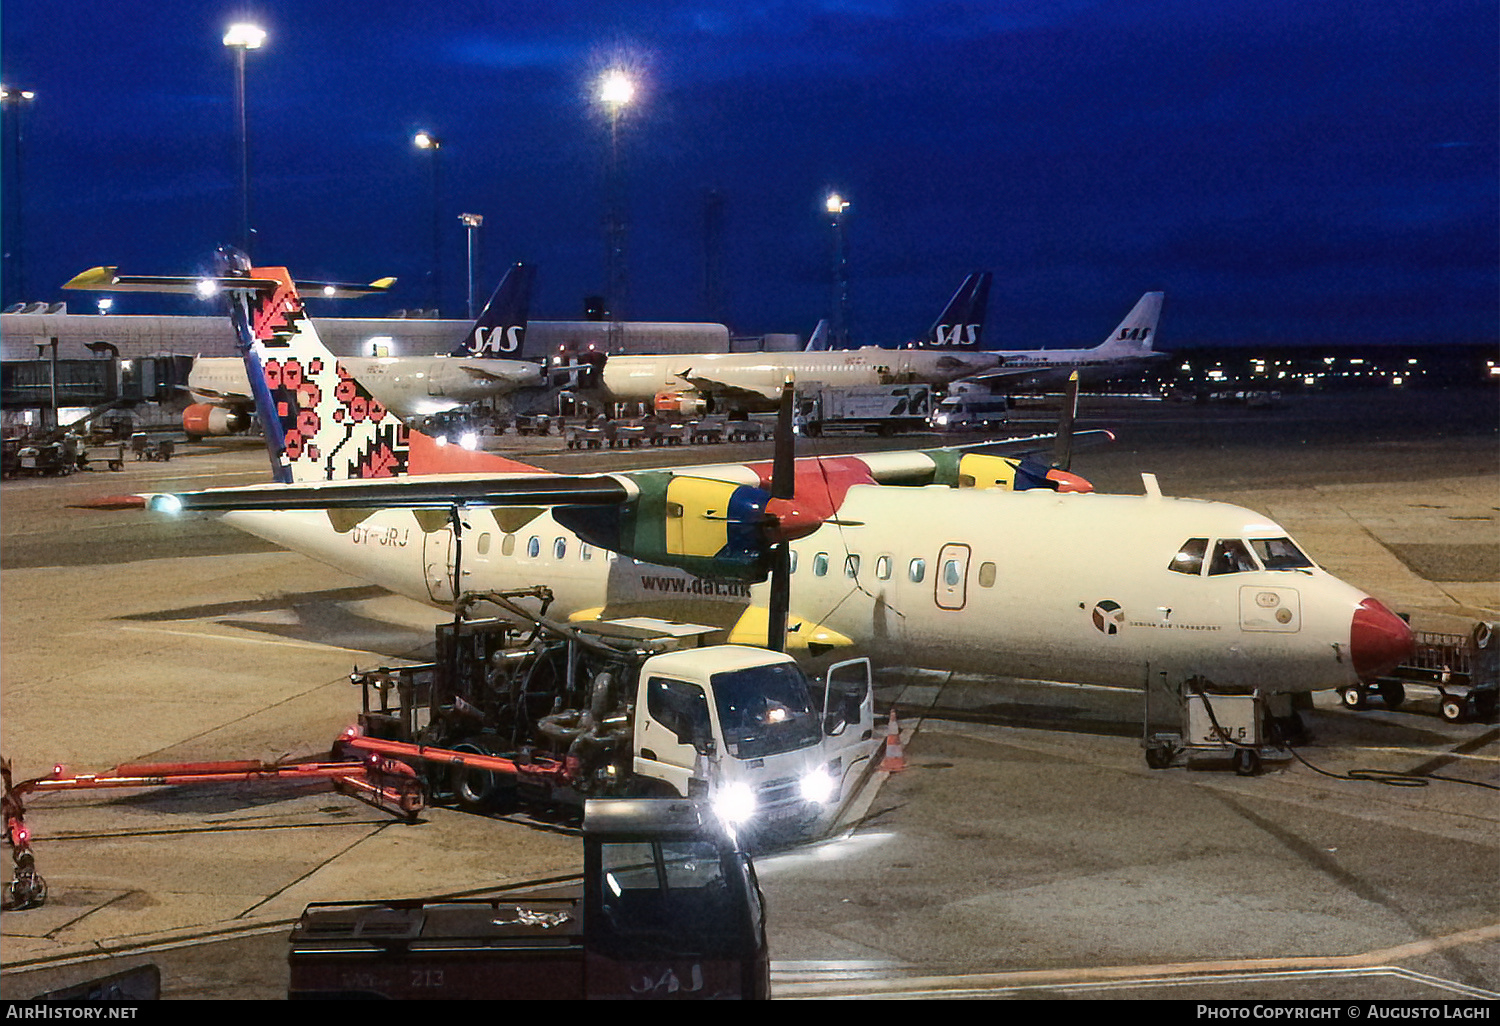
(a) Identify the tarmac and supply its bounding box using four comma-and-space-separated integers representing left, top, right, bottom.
1, 386, 1495, 1000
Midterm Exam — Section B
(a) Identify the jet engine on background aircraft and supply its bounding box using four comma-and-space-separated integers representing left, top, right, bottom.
182, 403, 249, 439
654, 390, 710, 416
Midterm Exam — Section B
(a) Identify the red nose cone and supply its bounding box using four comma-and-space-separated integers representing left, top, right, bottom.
1045, 469, 1094, 493
1350, 597, 1414, 680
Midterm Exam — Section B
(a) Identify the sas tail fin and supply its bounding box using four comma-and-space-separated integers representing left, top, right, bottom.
448, 262, 536, 359
914, 271, 991, 349
1094, 292, 1163, 354
804, 318, 830, 351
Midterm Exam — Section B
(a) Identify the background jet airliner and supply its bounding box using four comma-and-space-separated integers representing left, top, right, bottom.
965, 291, 1167, 391
104, 263, 545, 437
578, 272, 1000, 416
88, 250, 1413, 713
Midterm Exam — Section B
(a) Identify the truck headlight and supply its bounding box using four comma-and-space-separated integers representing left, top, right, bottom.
799, 767, 837, 805
712, 781, 757, 825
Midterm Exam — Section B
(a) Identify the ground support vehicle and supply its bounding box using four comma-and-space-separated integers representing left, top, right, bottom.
928, 392, 1010, 432
287, 797, 769, 1000
341, 593, 878, 841
129, 432, 174, 461
795, 384, 932, 437
1340, 622, 1498, 722
14, 434, 88, 476
1142, 679, 1285, 776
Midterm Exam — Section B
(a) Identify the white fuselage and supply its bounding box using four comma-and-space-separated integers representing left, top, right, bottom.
597, 348, 1003, 409
189, 355, 545, 419
220, 485, 1378, 695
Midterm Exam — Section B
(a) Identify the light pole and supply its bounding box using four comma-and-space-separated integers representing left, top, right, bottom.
414, 131, 443, 316
1, 86, 36, 305
459, 213, 483, 320
599, 69, 634, 330
826, 192, 851, 348
223, 23, 265, 257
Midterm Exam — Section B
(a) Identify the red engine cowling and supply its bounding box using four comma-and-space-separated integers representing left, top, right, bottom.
182, 403, 249, 438
653, 391, 707, 417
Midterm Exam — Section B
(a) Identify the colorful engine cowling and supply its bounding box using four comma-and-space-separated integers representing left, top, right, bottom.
182, 403, 249, 438
653, 390, 709, 417
555, 471, 806, 582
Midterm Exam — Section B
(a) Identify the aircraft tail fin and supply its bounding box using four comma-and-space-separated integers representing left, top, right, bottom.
1094, 292, 1163, 354
804, 318, 830, 351
914, 271, 991, 349
448, 262, 537, 359
64, 247, 541, 484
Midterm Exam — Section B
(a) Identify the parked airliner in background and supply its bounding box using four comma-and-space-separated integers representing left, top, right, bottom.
968, 291, 1167, 391
165, 263, 545, 437
78, 250, 1414, 728
578, 272, 1000, 416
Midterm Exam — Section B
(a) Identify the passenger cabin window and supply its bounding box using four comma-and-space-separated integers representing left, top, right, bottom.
813, 553, 829, 577
553, 537, 567, 559
501, 534, 516, 557
789, 549, 799, 574
978, 561, 996, 588
1208, 539, 1259, 575
527, 536, 540, 558
1169, 538, 1208, 575
580, 543, 593, 561
845, 554, 860, 578
476, 533, 491, 556
1251, 537, 1314, 570
876, 556, 892, 580
909, 558, 926, 583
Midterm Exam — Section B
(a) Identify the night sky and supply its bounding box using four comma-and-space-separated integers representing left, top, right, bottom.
2, 1, 1495, 349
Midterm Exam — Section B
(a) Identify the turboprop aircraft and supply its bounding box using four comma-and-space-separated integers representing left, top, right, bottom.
67, 263, 547, 438
74, 250, 1414, 708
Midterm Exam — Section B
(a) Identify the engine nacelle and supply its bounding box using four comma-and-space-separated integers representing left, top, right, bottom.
653, 390, 708, 417
182, 403, 249, 438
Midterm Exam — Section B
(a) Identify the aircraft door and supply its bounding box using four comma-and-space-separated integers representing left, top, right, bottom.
423, 524, 456, 604
820, 658, 875, 778
934, 542, 971, 611
1238, 585, 1302, 632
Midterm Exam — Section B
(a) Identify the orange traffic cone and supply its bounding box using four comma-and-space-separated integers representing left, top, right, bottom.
879, 709, 906, 772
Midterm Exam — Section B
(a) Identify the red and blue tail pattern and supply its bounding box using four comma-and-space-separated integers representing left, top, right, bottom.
224, 257, 409, 484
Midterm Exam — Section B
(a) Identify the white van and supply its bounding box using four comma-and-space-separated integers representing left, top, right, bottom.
928, 394, 1009, 431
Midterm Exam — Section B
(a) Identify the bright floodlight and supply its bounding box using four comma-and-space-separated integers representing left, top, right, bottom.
599, 69, 635, 108
223, 23, 266, 49
195, 279, 219, 298
413, 130, 441, 150
826, 193, 850, 215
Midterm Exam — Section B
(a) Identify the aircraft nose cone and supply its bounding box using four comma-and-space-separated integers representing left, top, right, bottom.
1350, 597, 1414, 680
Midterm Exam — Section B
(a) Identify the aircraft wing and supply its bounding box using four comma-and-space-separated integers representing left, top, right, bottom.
144, 473, 632, 513
677, 372, 784, 403
64, 267, 394, 299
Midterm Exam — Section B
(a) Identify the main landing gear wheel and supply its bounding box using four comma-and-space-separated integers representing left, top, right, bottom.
1145, 745, 1175, 770
1341, 686, 1367, 710
1232, 748, 1261, 776
1378, 682, 1406, 709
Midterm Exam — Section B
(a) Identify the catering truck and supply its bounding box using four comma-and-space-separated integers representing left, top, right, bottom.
288, 798, 771, 999
339, 595, 878, 837
794, 384, 932, 436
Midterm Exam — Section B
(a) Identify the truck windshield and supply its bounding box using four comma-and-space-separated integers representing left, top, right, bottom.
711, 663, 821, 759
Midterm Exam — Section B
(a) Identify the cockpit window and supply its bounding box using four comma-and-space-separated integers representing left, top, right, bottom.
1250, 537, 1314, 570
1208, 539, 1259, 575
1169, 538, 1208, 575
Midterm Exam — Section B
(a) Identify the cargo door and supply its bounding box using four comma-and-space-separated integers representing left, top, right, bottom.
934, 542, 971, 611
424, 525, 456, 603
